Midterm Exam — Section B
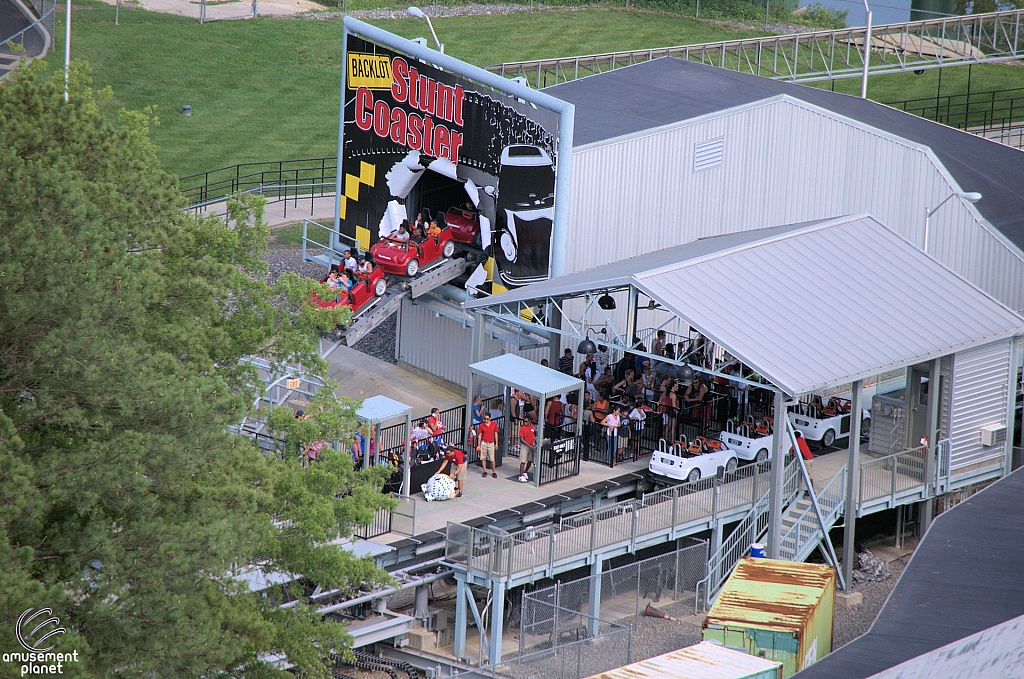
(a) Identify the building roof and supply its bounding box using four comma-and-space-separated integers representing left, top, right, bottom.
706, 558, 835, 635
356, 395, 412, 424
468, 214, 1024, 395
544, 57, 1024, 252
795, 468, 1024, 679
587, 640, 782, 679
863, 612, 1024, 679
469, 353, 583, 398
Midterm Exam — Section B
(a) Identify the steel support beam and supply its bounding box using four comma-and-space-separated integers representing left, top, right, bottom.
1003, 338, 1020, 476
466, 311, 486, 466
921, 359, 941, 533
454, 574, 468, 661
588, 558, 603, 638
843, 380, 863, 592
488, 580, 505, 665
766, 390, 787, 559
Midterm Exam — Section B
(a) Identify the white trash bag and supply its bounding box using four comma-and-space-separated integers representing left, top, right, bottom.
422, 473, 457, 502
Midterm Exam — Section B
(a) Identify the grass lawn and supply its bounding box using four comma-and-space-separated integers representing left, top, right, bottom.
46, 4, 1023, 178
49, 6, 768, 177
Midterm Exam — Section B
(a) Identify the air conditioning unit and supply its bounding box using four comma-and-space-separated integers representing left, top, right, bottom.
980, 424, 1007, 447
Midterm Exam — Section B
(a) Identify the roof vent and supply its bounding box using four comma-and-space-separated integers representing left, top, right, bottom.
694, 137, 725, 172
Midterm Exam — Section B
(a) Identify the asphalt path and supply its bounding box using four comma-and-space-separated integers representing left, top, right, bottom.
0, 0, 47, 59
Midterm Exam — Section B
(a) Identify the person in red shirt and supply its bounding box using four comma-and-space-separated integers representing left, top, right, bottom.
427, 408, 445, 440
518, 421, 536, 483
545, 397, 563, 429
439, 447, 466, 498
477, 412, 499, 479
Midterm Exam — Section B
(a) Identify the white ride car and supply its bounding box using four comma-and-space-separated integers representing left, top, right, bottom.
648, 438, 739, 484
719, 418, 774, 464
788, 398, 871, 448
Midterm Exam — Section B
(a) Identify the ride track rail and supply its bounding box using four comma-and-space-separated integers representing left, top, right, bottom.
486, 9, 1024, 88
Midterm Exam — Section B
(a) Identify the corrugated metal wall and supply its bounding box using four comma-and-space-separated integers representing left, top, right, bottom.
567, 97, 1024, 311
397, 300, 548, 390
948, 339, 1012, 471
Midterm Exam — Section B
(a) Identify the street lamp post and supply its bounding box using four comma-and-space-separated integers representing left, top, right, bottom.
64, 0, 71, 101
407, 6, 443, 54
860, 0, 872, 99
924, 191, 982, 252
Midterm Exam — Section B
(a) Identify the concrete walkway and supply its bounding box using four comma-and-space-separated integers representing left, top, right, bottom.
93, 0, 323, 19
198, 194, 335, 229
325, 343, 463, 416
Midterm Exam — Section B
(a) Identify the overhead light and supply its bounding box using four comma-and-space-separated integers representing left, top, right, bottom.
676, 365, 696, 383
577, 328, 598, 355
407, 5, 426, 17
597, 294, 616, 310
958, 191, 982, 203
647, 300, 659, 310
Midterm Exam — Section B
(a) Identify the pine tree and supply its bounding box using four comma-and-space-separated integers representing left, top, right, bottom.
0, 62, 391, 678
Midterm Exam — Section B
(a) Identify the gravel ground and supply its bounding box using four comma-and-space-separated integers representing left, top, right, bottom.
351, 311, 398, 364
264, 244, 327, 284
263, 242, 399, 362
833, 550, 910, 648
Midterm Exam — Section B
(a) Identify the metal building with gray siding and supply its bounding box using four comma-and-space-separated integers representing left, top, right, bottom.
396, 57, 1024, 406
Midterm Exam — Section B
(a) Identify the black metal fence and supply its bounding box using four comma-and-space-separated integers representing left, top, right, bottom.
180, 157, 337, 209
885, 86, 1024, 150
353, 506, 392, 539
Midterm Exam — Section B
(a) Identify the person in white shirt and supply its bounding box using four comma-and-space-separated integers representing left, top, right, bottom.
342, 249, 357, 274
594, 345, 611, 374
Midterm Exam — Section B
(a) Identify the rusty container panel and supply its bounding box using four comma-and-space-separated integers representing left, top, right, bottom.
586, 641, 781, 679
702, 558, 836, 678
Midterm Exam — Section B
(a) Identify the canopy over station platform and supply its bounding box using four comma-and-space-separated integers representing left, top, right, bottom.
464, 213, 1024, 582
356, 395, 413, 496
467, 353, 585, 487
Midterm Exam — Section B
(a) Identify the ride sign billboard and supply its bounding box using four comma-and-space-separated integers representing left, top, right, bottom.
337, 31, 561, 292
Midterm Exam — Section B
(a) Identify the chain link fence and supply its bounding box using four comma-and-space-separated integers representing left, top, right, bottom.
526, 539, 708, 632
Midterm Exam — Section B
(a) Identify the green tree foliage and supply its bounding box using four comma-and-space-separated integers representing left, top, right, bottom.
0, 62, 390, 678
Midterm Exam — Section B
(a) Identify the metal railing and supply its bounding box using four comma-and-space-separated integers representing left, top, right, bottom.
778, 465, 846, 562
695, 455, 801, 608
446, 455, 797, 582
301, 218, 362, 264
859, 445, 928, 507
354, 504, 393, 539
180, 157, 336, 210
487, 9, 1024, 87
885, 86, 1024, 149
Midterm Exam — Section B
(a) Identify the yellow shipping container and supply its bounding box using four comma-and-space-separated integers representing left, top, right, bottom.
702, 557, 836, 678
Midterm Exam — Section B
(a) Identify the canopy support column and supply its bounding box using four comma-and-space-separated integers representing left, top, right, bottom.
488, 580, 505, 665
766, 390, 786, 559
921, 358, 941, 533
843, 380, 863, 591
403, 411, 412, 497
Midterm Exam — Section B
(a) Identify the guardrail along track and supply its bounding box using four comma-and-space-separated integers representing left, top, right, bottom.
487, 9, 1024, 87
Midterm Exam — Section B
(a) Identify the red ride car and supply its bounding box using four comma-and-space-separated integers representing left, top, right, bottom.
311, 267, 387, 316
444, 207, 481, 247
370, 228, 456, 277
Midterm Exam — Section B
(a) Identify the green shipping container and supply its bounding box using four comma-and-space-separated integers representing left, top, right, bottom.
702, 557, 836, 678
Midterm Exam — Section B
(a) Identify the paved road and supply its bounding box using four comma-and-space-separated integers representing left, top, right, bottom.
0, 0, 47, 59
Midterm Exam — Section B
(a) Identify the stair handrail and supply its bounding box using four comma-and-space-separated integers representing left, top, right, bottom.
778, 465, 846, 562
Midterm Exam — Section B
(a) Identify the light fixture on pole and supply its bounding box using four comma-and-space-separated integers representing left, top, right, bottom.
577, 328, 599, 356
64, 0, 72, 101
407, 6, 443, 54
924, 191, 982, 252
860, 0, 872, 99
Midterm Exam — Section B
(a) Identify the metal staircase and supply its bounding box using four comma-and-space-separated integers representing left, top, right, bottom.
487, 9, 1024, 87
697, 454, 848, 607
778, 467, 847, 563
